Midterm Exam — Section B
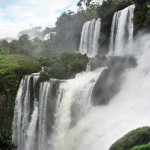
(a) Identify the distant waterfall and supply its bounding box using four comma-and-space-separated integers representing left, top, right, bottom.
108, 5, 135, 56
79, 18, 101, 58
44, 32, 56, 41
12, 68, 104, 150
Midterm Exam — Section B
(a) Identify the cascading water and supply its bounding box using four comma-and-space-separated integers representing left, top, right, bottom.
12, 74, 39, 150
12, 4, 150, 150
79, 18, 101, 58
50, 68, 104, 150
50, 34, 150, 150
60, 34, 150, 150
108, 5, 135, 56
12, 68, 104, 150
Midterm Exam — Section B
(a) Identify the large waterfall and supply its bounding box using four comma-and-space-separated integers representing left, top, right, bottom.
12, 68, 104, 150
79, 18, 101, 58
12, 4, 150, 150
108, 5, 135, 56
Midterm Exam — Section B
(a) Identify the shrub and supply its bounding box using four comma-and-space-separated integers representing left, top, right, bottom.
110, 127, 150, 150
0, 131, 16, 150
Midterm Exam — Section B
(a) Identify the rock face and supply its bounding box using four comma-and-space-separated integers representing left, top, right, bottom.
92, 56, 137, 106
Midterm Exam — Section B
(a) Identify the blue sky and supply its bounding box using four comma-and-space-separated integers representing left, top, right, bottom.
0, 0, 79, 38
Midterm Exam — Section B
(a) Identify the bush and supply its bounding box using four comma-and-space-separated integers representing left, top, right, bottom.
38, 53, 88, 79
0, 131, 16, 150
132, 144, 150, 150
110, 127, 150, 150
132, 0, 150, 34
0, 54, 41, 133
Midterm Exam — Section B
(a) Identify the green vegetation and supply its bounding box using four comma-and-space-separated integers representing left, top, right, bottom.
0, 54, 41, 133
110, 127, 150, 150
132, 0, 150, 34
76, 0, 133, 55
0, 131, 16, 150
55, 8, 97, 51
96, 0, 133, 54
0, 52, 88, 133
132, 144, 150, 150
0, 34, 75, 57
0, 0, 150, 146
35, 53, 88, 100
39, 53, 88, 79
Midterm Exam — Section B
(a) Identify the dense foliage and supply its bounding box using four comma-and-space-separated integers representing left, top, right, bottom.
132, 0, 150, 34
110, 127, 150, 150
0, 54, 41, 132
0, 131, 16, 150
38, 53, 88, 80
35, 53, 88, 100
132, 144, 150, 150
0, 34, 75, 57
55, 7, 98, 51
0, 51, 88, 133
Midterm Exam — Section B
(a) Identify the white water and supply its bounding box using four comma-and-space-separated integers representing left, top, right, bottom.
44, 33, 51, 41
12, 74, 39, 150
12, 68, 104, 150
44, 32, 56, 41
12, 5, 150, 150
79, 18, 101, 58
50, 68, 104, 150
51, 34, 150, 150
38, 82, 51, 150
108, 5, 135, 56
25, 101, 38, 150
86, 62, 91, 72
13, 34, 150, 150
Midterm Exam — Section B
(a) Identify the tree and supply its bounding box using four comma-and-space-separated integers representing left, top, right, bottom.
77, 0, 92, 8
0, 40, 10, 54
0, 131, 16, 150
18, 34, 33, 55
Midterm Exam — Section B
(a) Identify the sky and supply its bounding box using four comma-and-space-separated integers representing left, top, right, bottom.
0, 0, 79, 38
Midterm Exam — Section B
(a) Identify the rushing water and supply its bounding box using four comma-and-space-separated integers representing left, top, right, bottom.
12, 68, 104, 150
52, 34, 150, 150
79, 18, 101, 58
108, 5, 135, 56
12, 74, 39, 150
12, 4, 150, 150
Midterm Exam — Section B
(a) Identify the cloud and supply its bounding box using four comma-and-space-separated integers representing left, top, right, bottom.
0, 0, 78, 38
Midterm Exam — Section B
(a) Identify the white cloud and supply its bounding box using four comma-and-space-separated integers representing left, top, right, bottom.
0, 0, 78, 38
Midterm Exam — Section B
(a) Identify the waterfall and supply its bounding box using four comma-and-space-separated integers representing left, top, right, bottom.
108, 5, 135, 56
50, 68, 104, 150
51, 34, 150, 150
12, 74, 39, 150
86, 62, 91, 72
12, 3, 150, 150
44, 32, 56, 41
12, 34, 150, 150
12, 68, 104, 150
79, 18, 101, 58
